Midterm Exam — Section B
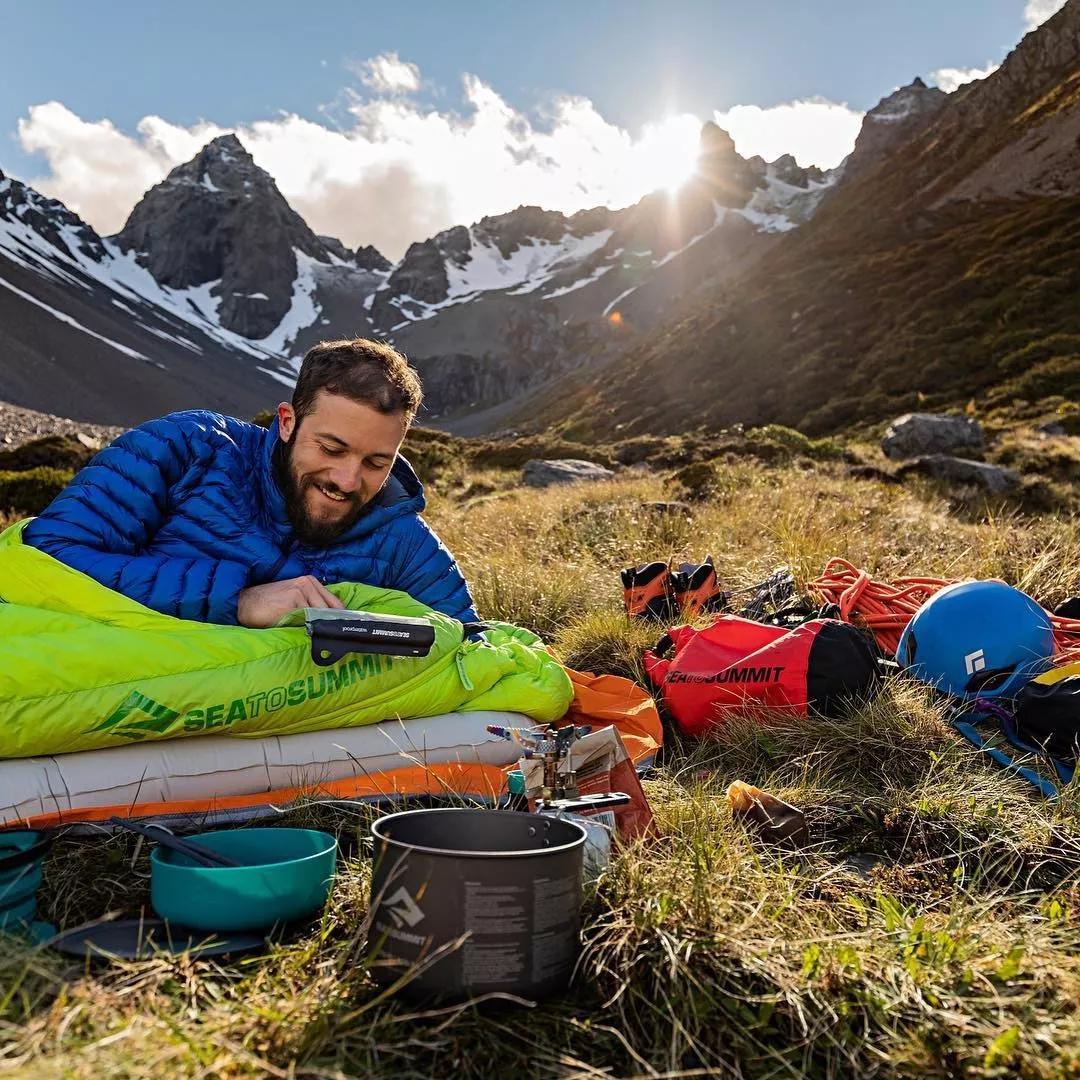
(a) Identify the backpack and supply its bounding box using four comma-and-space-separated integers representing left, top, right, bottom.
643, 615, 880, 738
1014, 666, 1080, 763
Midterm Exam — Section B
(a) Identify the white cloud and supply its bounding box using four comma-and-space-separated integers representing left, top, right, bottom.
929, 63, 1000, 92
351, 51, 421, 94
712, 99, 864, 170
17, 67, 714, 261
1024, 0, 1067, 29
16, 103, 220, 234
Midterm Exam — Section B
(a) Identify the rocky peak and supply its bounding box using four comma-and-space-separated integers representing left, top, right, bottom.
867, 77, 947, 125
115, 134, 335, 338
769, 153, 827, 189
474, 206, 574, 259
382, 237, 453, 308
696, 122, 765, 205
841, 77, 948, 183
317, 234, 391, 272
353, 245, 391, 272
0, 169, 107, 263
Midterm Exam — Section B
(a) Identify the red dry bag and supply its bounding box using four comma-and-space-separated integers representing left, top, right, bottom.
643, 615, 879, 738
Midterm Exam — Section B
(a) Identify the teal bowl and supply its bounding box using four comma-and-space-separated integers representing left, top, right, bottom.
150, 828, 337, 932
0, 895, 37, 932
0, 831, 42, 875
0, 832, 46, 915
0, 862, 43, 910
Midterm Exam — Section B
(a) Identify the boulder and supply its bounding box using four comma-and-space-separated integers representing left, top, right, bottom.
522, 459, 615, 488
881, 413, 985, 460
897, 455, 1020, 494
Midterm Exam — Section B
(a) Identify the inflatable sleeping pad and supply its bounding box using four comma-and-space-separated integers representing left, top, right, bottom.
0, 521, 574, 758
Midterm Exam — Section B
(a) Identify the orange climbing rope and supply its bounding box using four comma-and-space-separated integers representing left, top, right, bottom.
807, 557, 1080, 662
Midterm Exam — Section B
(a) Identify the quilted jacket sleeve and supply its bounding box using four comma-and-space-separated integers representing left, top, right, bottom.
22, 415, 250, 624
389, 517, 479, 622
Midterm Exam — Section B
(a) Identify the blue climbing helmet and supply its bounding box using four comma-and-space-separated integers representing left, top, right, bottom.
897, 580, 1055, 700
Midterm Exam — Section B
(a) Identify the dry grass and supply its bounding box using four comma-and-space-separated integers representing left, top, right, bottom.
3, 457, 1080, 1078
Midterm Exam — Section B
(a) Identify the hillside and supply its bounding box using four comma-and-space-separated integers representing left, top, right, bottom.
546, 1, 1080, 440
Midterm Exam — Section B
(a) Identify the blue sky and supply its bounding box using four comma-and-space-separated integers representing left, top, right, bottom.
0, 0, 1057, 257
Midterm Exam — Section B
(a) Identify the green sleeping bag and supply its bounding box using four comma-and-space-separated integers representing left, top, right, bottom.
0, 521, 573, 759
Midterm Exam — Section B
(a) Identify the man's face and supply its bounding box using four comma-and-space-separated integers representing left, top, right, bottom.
276, 390, 408, 544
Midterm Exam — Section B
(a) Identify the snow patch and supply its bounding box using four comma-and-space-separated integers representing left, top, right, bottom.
201, 173, 221, 193
603, 285, 640, 318
253, 250, 322, 354
544, 264, 613, 299
735, 166, 839, 233
0, 271, 154, 363
257, 364, 299, 388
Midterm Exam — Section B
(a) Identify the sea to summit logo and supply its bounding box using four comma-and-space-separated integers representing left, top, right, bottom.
82, 654, 388, 740
669, 665, 785, 686
383, 886, 425, 928
964, 649, 987, 677
88, 690, 181, 740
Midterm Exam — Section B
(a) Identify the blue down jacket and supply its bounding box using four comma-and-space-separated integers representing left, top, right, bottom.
22, 411, 477, 624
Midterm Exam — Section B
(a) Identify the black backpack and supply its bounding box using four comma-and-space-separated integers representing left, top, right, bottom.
1015, 673, 1080, 762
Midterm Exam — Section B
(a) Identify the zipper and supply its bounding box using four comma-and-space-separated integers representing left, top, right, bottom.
267, 538, 298, 580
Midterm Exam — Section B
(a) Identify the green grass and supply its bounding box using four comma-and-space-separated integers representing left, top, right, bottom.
3, 455, 1080, 1077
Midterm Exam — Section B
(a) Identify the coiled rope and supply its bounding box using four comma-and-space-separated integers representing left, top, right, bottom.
807, 557, 1080, 662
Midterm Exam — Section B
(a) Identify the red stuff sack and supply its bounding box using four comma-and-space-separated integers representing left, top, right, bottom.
643, 615, 879, 738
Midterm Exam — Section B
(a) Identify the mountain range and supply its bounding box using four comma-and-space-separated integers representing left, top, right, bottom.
2, 1, 1078, 436
0, 117, 836, 427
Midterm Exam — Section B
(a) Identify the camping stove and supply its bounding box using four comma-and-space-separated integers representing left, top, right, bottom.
485, 722, 592, 800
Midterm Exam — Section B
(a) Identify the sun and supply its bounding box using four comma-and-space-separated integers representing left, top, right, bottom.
637, 113, 702, 194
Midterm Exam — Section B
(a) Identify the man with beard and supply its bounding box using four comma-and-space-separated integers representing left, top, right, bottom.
23, 338, 477, 626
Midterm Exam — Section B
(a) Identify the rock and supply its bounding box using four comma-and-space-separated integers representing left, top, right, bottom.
522, 459, 616, 488
881, 413, 985, 460
1039, 420, 1067, 436
897, 454, 1020, 493
75, 432, 101, 450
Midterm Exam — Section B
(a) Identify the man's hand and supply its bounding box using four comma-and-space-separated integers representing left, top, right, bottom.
237, 576, 345, 628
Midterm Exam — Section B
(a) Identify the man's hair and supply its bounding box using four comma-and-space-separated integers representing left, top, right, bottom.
292, 338, 423, 422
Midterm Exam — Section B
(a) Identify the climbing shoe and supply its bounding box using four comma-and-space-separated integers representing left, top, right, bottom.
621, 561, 677, 621
671, 556, 729, 618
